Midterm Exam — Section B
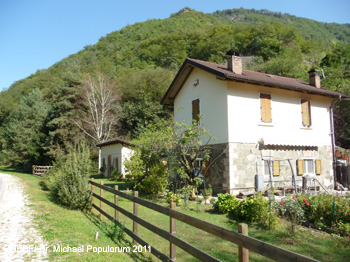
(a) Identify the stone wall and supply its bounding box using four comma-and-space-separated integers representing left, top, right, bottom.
205, 143, 230, 194
207, 142, 334, 195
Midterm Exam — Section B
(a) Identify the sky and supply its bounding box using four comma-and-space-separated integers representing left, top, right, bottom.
0, 0, 349, 91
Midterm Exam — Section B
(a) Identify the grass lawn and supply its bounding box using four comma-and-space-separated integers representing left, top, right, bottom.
92, 177, 350, 262
1, 168, 349, 262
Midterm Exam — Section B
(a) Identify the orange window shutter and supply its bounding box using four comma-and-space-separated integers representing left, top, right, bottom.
192, 99, 200, 123
273, 160, 280, 176
316, 159, 322, 175
260, 94, 271, 123
297, 159, 304, 175
301, 99, 311, 127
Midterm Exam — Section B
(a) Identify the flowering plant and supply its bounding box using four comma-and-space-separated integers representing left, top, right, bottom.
274, 195, 306, 234
167, 192, 181, 205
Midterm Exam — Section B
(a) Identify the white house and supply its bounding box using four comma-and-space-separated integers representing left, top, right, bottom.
97, 139, 134, 178
161, 51, 347, 194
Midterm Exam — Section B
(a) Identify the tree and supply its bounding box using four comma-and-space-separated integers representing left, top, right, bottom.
124, 118, 212, 198
75, 74, 120, 143
2, 89, 50, 165
45, 79, 87, 160
171, 120, 212, 198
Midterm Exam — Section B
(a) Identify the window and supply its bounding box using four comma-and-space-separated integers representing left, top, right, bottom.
304, 159, 315, 174
301, 99, 311, 127
194, 158, 203, 177
297, 159, 321, 175
260, 93, 272, 123
263, 159, 280, 176
263, 159, 272, 176
192, 99, 200, 123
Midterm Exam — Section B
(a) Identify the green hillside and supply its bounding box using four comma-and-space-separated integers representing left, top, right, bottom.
0, 7, 349, 165
213, 8, 350, 43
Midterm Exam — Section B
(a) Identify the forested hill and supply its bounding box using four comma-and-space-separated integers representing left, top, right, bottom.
213, 8, 350, 43
1, 7, 350, 165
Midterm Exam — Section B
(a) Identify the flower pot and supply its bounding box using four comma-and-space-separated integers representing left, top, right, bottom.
203, 195, 212, 202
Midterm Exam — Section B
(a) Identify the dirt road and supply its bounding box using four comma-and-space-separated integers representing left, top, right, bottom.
0, 173, 48, 261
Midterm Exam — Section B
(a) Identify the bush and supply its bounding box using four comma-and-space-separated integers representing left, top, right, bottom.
232, 193, 278, 228
125, 148, 168, 195
167, 191, 181, 205
274, 195, 306, 233
43, 143, 92, 210
213, 193, 240, 213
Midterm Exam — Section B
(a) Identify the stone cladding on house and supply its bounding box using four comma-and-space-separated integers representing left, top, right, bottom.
206, 143, 333, 195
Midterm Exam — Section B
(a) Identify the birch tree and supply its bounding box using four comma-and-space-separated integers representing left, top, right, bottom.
75, 74, 119, 143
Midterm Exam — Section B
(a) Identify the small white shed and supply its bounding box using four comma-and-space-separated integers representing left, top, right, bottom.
96, 139, 135, 178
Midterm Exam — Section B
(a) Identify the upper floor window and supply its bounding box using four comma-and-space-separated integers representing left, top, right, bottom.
301, 99, 311, 127
192, 98, 200, 123
260, 93, 272, 123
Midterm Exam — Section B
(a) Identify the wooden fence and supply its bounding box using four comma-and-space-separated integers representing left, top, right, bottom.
32, 165, 53, 176
90, 180, 318, 262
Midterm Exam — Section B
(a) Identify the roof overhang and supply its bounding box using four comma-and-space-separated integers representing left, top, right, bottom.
161, 58, 347, 105
96, 139, 135, 148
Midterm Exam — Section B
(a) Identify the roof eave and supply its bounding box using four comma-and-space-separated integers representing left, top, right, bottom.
224, 75, 347, 99
96, 139, 135, 148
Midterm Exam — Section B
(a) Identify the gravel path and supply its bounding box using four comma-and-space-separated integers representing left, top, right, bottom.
0, 173, 48, 261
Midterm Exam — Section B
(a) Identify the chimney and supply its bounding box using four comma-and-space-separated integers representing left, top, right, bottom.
226, 50, 242, 75
308, 69, 321, 88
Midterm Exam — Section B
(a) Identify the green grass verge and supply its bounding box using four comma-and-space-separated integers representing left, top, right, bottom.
0, 168, 153, 262
1, 169, 349, 261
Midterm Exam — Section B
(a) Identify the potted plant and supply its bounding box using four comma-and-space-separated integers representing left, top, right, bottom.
202, 184, 213, 202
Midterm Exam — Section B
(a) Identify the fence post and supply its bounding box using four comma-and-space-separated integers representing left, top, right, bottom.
133, 191, 138, 244
91, 178, 94, 211
114, 185, 119, 221
100, 181, 104, 220
238, 223, 249, 262
170, 203, 176, 261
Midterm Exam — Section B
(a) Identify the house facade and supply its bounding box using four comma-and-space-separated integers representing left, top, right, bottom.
161, 53, 346, 194
97, 139, 134, 178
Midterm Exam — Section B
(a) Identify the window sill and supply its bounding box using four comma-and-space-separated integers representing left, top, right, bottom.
258, 122, 274, 127
300, 126, 312, 130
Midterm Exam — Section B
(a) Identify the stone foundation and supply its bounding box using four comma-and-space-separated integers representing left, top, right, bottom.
206, 142, 334, 195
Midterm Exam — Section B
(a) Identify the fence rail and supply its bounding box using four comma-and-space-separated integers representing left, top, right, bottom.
89, 180, 318, 262
32, 165, 53, 176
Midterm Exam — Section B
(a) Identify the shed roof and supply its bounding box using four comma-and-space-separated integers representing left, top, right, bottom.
96, 139, 135, 148
161, 58, 347, 105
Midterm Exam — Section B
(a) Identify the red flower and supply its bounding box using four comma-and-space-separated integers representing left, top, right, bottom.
303, 198, 307, 203
306, 203, 310, 206
280, 201, 284, 205
292, 196, 296, 200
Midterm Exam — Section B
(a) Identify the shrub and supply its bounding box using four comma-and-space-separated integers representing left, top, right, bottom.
232, 193, 278, 228
167, 192, 182, 205
274, 195, 306, 233
213, 193, 240, 213
125, 147, 168, 195
137, 163, 168, 195
44, 143, 92, 210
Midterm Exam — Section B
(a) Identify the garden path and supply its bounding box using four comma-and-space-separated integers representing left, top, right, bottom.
0, 173, 48, 261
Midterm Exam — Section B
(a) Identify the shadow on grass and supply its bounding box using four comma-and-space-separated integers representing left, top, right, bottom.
83, 210, 153, 262
0, 165, 32, 174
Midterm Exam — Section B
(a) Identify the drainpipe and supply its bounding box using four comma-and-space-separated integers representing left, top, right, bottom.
330, 96, 342, 189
